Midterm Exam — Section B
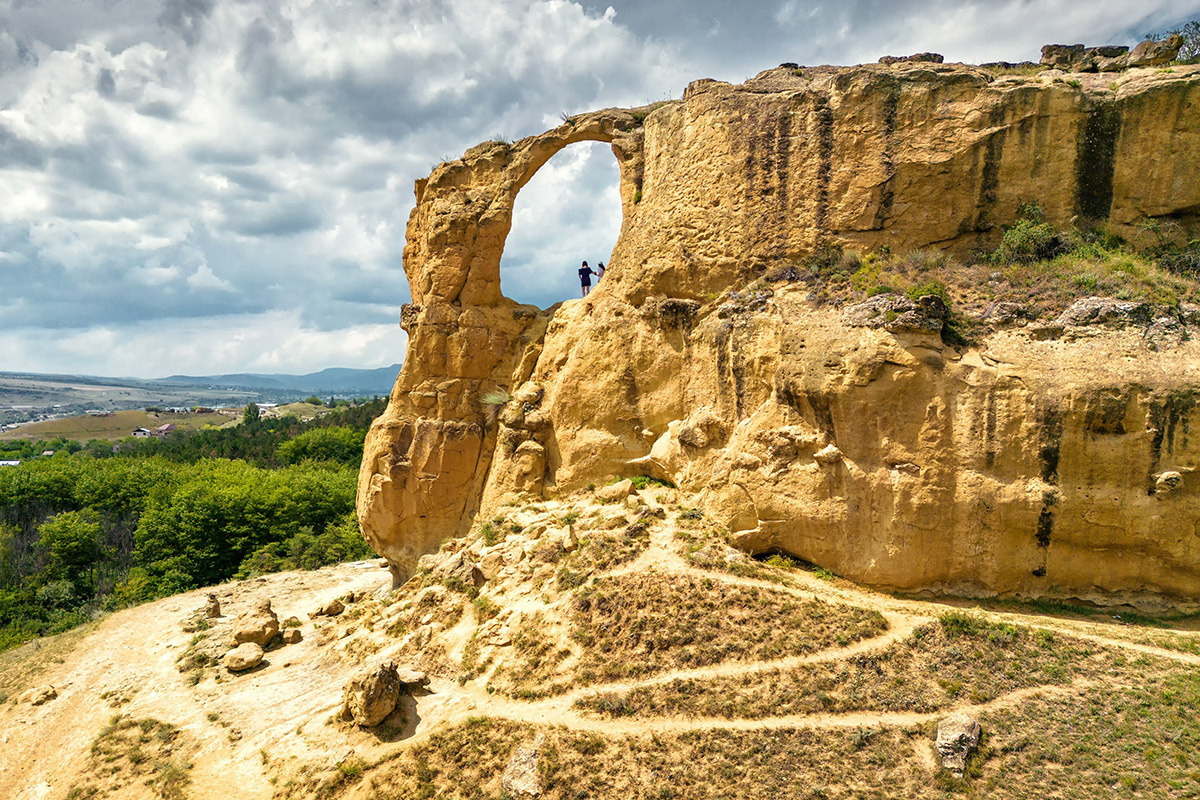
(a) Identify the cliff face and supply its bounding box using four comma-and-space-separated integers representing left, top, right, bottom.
358, 59, 1200, 607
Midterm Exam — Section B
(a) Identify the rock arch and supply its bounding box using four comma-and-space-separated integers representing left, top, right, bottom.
403, 108, 646, 308
358, 107, 654, 584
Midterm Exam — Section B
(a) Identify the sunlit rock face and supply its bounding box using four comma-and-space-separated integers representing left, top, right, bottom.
360, 58, 1200, 608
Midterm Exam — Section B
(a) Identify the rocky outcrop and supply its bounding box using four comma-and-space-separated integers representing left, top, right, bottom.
359, 56, 1200, 607
936, 713, 982, 774
1042, 37, 1185, 72
231, 599, 279, 647
19, 685, 57, 706
501, 733, 545, 798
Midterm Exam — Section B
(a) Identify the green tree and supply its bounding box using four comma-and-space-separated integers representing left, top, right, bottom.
37, 511, 102, 595
1149, 19, 1200, 62
243, 403, 261, 424
276, 426, 365, 466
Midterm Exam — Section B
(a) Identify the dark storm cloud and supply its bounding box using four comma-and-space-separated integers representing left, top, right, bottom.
0, 122, 46, 167
157, 0, 216, 46
1, 0, 1198, 375
226, 200, 324, 238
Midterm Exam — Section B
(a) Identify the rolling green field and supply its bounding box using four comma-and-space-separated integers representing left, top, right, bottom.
0, 409, 234, 442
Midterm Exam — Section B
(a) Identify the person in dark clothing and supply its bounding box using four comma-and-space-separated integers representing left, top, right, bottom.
578, 260, 596, 297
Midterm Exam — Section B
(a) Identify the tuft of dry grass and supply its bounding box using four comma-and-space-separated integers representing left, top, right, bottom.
66, 716, 192, 800
485, 613, 572, 698
554, 520, 652, 590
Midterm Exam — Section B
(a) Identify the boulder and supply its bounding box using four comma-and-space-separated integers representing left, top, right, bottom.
231, 598, 279, 646
501, 733, 545, 798
479, 550, 507, 580
981, 301, 1032, 326
223, 642, 264, 672
844, 294, 947, 333
597, 506, 629, 529
436, 551, 486, 589
1040, 43, 1085, 69
936, 713, 982, 774
596, 479, 635, 501
19, 685, 57, 706
341, 662, 428, 727
1055, 297, 1152, 328
312, 598, 345, 617
878, 52, 944, 65
560, 527, 578, 553
1128, 35, 1183, 67
281, 629, 303, 644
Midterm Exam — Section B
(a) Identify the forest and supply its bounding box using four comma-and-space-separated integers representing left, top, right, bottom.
0, 400, 386, 651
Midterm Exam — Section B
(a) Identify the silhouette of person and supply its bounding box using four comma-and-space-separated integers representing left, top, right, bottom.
578, 260, 595, 297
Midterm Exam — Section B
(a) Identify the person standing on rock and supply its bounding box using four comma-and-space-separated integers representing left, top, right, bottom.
578, 260, 596, 297
596, 262, 606, 280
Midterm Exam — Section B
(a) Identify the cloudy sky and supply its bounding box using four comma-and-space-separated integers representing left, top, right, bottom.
2, 0, 1197, 377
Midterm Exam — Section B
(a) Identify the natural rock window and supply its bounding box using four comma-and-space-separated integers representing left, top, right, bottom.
500, 140, 622, 307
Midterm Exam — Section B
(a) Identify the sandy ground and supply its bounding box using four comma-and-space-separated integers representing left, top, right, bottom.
0, 560, 391, 800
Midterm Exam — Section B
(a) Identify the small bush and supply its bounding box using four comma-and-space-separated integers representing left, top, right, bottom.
480, 522, 501, 547
991, 204, 1069, 264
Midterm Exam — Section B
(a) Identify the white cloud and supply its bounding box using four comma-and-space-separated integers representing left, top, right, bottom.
1, 0, 1197, 376
185, 263, 232, 291
0, 311, 407, 377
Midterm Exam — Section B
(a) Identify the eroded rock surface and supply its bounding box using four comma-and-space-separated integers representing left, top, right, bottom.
359, 56, 1200, 608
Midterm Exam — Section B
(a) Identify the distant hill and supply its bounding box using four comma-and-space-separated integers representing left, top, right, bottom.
158, 364, 403, 394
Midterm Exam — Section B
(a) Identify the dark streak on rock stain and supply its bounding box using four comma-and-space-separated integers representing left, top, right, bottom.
1074, 102, 1121, 220
1147, 389, 1196, 494
975, 129, 1004, 231
871, 78, 900, 230
984, 389, 997, 470
1037, 403, 1063, 484
1035, 508, 1053, 548
814, 94, 834, 234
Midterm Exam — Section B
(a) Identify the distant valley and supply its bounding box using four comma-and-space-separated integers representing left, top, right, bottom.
0, 364, 401, 428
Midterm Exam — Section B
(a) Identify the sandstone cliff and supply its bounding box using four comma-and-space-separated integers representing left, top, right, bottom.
358, 56, 1200, 609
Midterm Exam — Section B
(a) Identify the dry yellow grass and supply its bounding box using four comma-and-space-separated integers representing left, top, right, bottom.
1, 409, 230, 442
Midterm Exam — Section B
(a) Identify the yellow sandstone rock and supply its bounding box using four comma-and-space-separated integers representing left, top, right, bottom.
359, 58, 1200, 607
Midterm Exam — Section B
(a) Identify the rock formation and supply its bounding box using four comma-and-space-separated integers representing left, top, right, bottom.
359, 53, 1200, 608
231, 598, 279, 646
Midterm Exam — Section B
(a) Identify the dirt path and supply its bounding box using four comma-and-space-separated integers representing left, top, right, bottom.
432, 679, 1095, 738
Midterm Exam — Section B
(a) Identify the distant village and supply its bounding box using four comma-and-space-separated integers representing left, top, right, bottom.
0, 403, 283, 466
